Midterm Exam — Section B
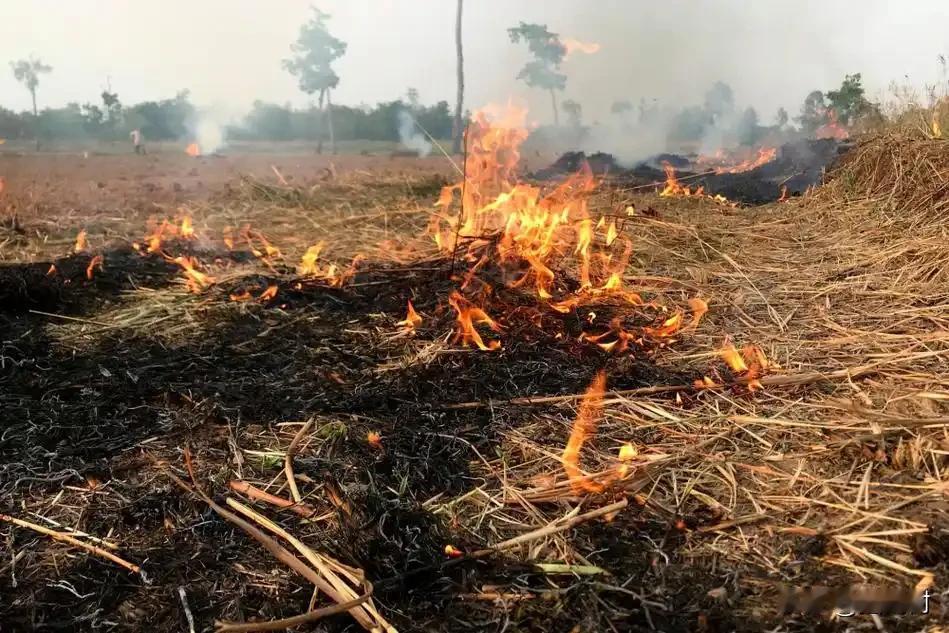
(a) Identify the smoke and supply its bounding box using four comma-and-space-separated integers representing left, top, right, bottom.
397, 110, 432, 157
189, 105, 241, 154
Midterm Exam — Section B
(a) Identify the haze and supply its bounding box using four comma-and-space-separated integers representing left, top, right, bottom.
2, 0, 946, 124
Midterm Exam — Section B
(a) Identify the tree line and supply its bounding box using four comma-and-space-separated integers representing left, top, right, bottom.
4, 2, 876, 150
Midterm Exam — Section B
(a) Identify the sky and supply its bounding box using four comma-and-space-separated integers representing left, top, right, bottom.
1, 0, 947, 126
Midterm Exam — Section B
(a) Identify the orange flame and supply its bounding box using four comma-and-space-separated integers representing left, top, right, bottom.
367, 431, 383, 449
171, 256, 214, 292
185, 143, 200, 157
180, 216, 195, 239
444, 544, 463, 558
85, 255, 103, 280
229, 290, 252, 302
448, 291, 501, 351
718, 342, 748, 373
562, 371, 608, 493
700, 146, 777, 174
561, 37, 601, 58
74, 229, 88, 253
397, 300, 423, 329
688, 298, 709, 328
46, 264, 57, 277
815, 109, 849, 140
258, 285, 278, 301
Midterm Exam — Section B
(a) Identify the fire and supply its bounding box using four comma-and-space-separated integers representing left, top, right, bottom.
718, 341, 748, 373
259, 285, 278, 301
229, 290, 251, 302
688, 298, 709, 328
397, 300, 423, 330
185, 143, 201, 157
815, 109, 849, 140
561, 37, 601, 58
698, 146, 777, 174
448, 291, 501, 351
932, 114, 942, 139
74, 229, 88, 253
46, 264, 56, 277
299, 243, 325, 275
562, 371, 608, 493
367, 431, 383, 449
170, 255, 214, 292
778, 185, 789, 202
85, 255, 103, 280
444, 544, 463, 558
180, 216, 195, 239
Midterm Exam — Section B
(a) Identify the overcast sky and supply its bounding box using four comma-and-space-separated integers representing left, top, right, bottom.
2, 0, 947, 125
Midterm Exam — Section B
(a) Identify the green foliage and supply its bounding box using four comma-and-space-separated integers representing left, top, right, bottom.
124, 91, 195, 140
507, 22, 567, 92
10, 57, 52, 99
797, 90, 828, 133
826, 73, 869, 125
282, 8, 347, 96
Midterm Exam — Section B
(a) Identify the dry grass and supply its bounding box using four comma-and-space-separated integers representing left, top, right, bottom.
2, 136, 948, 631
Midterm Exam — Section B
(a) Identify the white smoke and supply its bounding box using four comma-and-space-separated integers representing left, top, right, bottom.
189, 104, 240, 154
195, 118, 225, 154
397, 110, 432, 157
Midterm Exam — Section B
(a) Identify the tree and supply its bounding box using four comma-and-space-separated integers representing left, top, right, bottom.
507, 22, 567, 125
797, 90, 827, 134
736, 106, 760, 145
452, 0, 465, 154
775, 107, 789, 129
611, 100, 633, 115
562, 99, 582, 128
283, 8, 347, 154
826, 73, 869, 125
10, 57, 52, 149
703, 81, 734, 123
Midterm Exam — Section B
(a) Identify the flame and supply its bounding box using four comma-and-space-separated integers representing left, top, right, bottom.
444, 544, 463, 558
367, 431, 383, 448
448, 291, 501, 351
171, 256, 214, 292
229, 290, 252, 302
699, 146, 777, 174
299, 242, 325, 275
46, 264, 57, 277
718, 342, 748, 373
688, 298, 709, 328
646, 312, 683, 338
185, 143, 201, 157
932, 114, 942, 139
180, 216, 195, 239
561, 37, 601, 58
259, 285, 278, 301
562, 371, 608, 493
397, 300, 423, 329
85, 255, 103, 280
605, 219, 618, 246
778, 185, 788, 202
815, 109, 849, 140
74, 229, 88, 253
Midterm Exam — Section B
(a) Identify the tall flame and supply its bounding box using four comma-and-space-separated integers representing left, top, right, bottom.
562, 371, 608, 493
397, 300, 423, 330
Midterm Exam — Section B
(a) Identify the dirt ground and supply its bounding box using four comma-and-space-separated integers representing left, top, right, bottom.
1, 144, 946, 633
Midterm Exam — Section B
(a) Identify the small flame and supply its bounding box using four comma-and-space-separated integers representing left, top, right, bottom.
397, 300, 423, 329
815, 109, 849, 140
618, 443, 637, 460
448, 292, 501, 351
647, 312, 683, 338
185, 143, 201, 157
932, 114, 942, 139
718, 342, 748, 373
74, 229, 88, 253
367, 431, 383, 449
778, 185, 788, 202
180, 216, 195, 239
229, 290, 252, 302
444, 544, 463, 558
561, 37, 601, 58
562, 371, 608, 493
85, 255, 103, 280
258, 285, 278, 301
605, 219, 618, 246
46, 264, 57, 277
688, 297, 709, 328
171, 256, 214, 292
298, 242, 325, 275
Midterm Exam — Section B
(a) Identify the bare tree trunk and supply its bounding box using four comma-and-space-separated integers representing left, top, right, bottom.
452, 0, 464, 155
326, 89, 336, 155
316, 89, 325, 155
31, 89, 39, 151
549, 89, 559, 127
